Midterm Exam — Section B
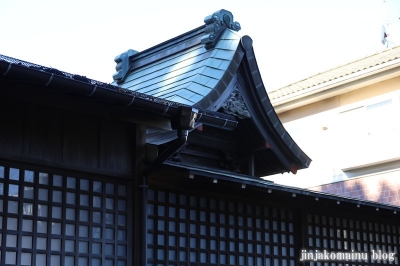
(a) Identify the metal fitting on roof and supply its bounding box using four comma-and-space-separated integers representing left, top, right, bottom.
201, 9, 241, 50
113, 49, 138, 83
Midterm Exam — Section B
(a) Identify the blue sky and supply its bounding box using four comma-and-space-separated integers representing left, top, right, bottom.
1, 0, 399, 91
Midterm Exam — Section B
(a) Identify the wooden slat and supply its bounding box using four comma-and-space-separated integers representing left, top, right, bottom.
0, 96, 24, 156
99, 119, 135, 174
0, 87, 141, 176
63, 111, 100, 168
23, 102, 64, 162
188, 132, 237, 153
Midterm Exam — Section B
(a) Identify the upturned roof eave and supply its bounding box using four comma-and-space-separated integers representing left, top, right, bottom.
237, 36, 312, 173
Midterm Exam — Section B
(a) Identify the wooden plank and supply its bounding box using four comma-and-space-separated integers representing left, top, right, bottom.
99, 119, 135, 174
245, 140, 271, 152
63, 111, 100, 168
23, 102, 64, 162
0, 97, 24, 156
188, 132, 237, 153
0, 85, 144, 176
179, 146, 221, 160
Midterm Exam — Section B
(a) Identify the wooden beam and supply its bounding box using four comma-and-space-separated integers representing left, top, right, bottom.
290, 164, 298, 174
245, 140, 271, 153
187, 132, 237, 153
179, 148, 221, 160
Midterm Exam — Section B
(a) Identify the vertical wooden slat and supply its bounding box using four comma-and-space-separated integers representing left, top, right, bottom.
99, 119, 135, 175
23, 103, 64, 162
0, 97, 24, 156
63, 111, 100, 169
134, 125, 146, 266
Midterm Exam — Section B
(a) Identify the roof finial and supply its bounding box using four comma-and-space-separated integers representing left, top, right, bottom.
201, 9, 241, 50
112, 49, 138, 84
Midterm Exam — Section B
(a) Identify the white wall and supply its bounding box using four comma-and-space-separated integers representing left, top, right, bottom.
266, 77, 400, 188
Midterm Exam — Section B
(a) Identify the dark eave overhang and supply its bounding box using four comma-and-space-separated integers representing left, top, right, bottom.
237, 36, 311, 173
0, 54, 237, 131
163, 162, 400, 214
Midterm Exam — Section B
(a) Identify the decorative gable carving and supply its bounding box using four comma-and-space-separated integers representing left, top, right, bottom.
221, 84, 251, 119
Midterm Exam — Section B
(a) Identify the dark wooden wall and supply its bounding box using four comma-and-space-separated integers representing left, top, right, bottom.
0, 96, 136, 177
148, 167, 400, 266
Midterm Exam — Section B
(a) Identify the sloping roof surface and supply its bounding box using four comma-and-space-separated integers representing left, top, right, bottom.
268, 45, 400, 102
118, 29, 241, 106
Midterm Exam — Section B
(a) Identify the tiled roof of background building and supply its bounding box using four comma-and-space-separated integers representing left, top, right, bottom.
268, 45, 400, 103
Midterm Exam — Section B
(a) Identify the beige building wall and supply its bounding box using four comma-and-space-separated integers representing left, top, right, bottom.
267, 76, 400, 188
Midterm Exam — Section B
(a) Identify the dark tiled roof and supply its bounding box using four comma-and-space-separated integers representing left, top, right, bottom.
114, 29, 243, 109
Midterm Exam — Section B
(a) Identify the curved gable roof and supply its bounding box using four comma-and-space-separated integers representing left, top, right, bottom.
113, 10, 311, 175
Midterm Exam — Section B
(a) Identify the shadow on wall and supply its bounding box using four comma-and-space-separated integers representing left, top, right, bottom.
309, 172, 400, 206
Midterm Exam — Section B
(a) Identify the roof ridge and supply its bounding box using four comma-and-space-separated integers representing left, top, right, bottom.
130, 25, 205, 61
